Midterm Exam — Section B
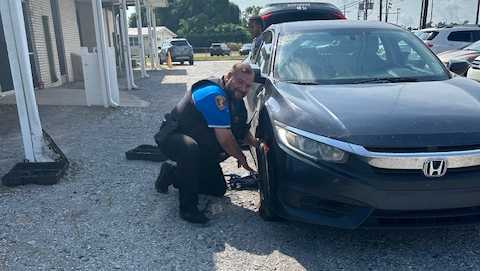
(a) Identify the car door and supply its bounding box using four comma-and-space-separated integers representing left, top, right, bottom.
245, 31, 267, 114
246, 30, 274, 140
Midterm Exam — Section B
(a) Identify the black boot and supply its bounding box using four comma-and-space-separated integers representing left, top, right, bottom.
180, 207, 209, 224
155, 161, 176, 194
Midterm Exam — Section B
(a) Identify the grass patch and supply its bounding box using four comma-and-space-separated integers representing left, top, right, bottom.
194, 52, 246, 62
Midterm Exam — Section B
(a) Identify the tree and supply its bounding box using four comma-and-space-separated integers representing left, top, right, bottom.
436, 21, 447, 28
241, 5, 262, 26
155, 0, 241, 33
128, 9, 148, 28
152, 0, 249, 46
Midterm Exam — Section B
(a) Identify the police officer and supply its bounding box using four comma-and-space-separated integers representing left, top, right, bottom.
154, 63, 259, 224
248, 16, 263, 59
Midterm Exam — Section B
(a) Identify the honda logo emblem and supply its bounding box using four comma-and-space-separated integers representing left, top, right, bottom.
423, 159, 448, 178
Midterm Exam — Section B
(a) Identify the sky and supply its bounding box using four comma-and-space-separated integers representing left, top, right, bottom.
230, 0, 479, 28
127, 0, 479, 29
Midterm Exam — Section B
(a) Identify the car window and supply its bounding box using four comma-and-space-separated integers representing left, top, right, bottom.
448, 31, 473, 42
473, 31, 480, 41
377, 37, 387, 61
397, 39, 425, 65
171, 40, 188, 46
416, 31, 439, 41
256, 31, 273, 75
129, 37, 139, 46
274, 29, 449, 84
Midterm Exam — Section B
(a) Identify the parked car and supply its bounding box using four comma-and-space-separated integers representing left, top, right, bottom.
414, 26, 480, 54
438, 40, 480, 63
240, 43, 252, 56
247, 2, 345, 62
467, 56, 480, 81
159, 38, 194, 65
437, 40, 480, 75
247, 20, 480, 229
209, 43, 231, 56
257, 2, 345, 31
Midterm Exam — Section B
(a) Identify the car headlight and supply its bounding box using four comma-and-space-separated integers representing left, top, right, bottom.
275, 125, 348, 163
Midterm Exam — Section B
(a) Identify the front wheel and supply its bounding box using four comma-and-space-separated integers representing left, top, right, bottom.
256, 131, 282, 221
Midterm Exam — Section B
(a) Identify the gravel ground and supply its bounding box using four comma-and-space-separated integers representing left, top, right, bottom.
2, 61, 480, 271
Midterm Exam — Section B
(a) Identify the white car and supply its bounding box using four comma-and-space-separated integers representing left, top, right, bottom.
414, 26, 480, 54
467, 56, 480, 81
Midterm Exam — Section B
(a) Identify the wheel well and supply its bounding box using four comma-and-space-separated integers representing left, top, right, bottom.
256, 108, 274, 144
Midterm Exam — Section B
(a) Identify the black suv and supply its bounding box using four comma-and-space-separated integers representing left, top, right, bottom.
209, 43, 231, 56
257, 2, 345, 30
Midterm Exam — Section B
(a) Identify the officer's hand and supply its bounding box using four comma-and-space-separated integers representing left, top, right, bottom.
238, 155, 256, 173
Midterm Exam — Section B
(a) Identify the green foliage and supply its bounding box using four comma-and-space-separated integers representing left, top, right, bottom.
154, 0, 250, 47
156, 0, 241, 33
128, 8, 148, 28
241, 5, 262, 27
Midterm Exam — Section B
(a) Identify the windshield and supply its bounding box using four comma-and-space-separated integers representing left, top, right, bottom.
274, 29, 449, 84
242, 44, 252, 49
415, 31, 439, 41
171, 40, 188, 46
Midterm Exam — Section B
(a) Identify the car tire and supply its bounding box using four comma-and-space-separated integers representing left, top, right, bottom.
256, 117, 283, 222
180, 61, 184, 65
189, 59, 194, 65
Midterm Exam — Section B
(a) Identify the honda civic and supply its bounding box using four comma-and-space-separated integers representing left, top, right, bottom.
247, 20, 480, 229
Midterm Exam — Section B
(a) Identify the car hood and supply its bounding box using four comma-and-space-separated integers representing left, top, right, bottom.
438, 50, 480, 62
272, 78, 480, 148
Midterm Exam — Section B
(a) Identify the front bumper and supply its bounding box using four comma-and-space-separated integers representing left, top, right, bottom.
272, 146, 480, 229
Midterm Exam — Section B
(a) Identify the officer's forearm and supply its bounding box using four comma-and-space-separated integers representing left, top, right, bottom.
214, 128, 245, 160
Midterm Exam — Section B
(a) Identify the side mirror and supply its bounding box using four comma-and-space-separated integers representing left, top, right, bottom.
447, 59, 471, 76
252, 65, 266, 84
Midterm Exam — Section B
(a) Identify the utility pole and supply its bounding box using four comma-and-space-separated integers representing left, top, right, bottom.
396, 8, 400, 24
476, 0, 480, 25
379, 0, 383, 21
357, 3, 361, 20
430, 0, 434, 23
385, 0, 390, 22
420, 0, 429, 29
364, 0, 368, 21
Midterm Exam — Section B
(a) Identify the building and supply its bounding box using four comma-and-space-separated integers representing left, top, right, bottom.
1, 0, 170, 181
0, 0, 117, 93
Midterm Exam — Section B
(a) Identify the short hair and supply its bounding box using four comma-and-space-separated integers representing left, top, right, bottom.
231, 63, 253, 75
